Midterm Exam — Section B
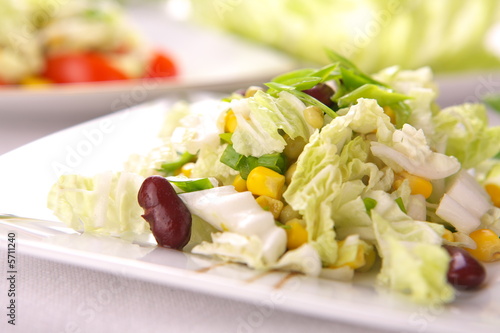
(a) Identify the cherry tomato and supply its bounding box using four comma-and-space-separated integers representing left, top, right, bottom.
144, 51, 177, 79
43, 52, 129, 84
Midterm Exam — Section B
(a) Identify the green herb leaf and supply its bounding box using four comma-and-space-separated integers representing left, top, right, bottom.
287, 89, 338, 119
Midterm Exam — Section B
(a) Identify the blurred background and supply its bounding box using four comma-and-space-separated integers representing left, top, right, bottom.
1, 0, 500, 154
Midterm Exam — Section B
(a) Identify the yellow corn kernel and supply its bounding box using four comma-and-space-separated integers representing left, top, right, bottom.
442, 229, 455, 242
466, 229, 500, 262
245, 86, 264, 98
383, 106, 396, 124
232, 174, 247, 192
285, 218, 308, 250
356, 245, 376, 272
247, 166, 286, 200
279, 204, 301, 224
485, 183, 500, 207
180, 162, 195, 177
394, 172, 433, 199
334, 240, 365, 270
20, 76, 52, 87
224, 110, 237, 133
255, 195, 284, 219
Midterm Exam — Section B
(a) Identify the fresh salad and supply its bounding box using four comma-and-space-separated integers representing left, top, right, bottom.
48, 50, 500, 305
0, 0, 176, 86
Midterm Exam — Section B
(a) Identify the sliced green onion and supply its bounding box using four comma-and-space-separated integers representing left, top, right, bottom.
220, 144, 245, 170
271, 68, 318, 83
325, 49, 387, 88
392, 101, 412, 129
238, 156, 259, 180
257, 153, 286, 174
337, 84, 410, 108
168, 178, 214, 192
278, 76, 323, 91
220, 144, 287, 180
310, 63, 341, 82
340, 67, 381, 92
160, 152, 196, 176
275, 220, 291, 229
288, 89, 338, 119
219, 132, 233, 144
363, 197, 378, 214
395, 197, 407, 214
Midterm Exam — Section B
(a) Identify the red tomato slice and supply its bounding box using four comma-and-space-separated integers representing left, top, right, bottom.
144, 51, 177, 78
43, 52, 129, 84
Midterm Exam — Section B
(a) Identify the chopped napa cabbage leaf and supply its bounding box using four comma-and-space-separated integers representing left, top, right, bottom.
47, 172, 148, 236
192, 232, 268, 268
158, 101, 191, 138
271, 243, 322, 276
369, 191, 454, 304
435, 171, 492, 234
283, 124, 345, 266
190, 144, 239, 186
284, 98, 396, 265
332, 234, 374, 270
480, 206, 500, 236
433, 103, 500, 169
183, 215, 219, 252
405, 88, 437, 144
373, 66, 438, 96
371, 124, 461, 179
180, 186, 286, 265
123, 140, 179, 178
193, 234, 322, 276
230, 90, 313, 157
170, 99, 229, 155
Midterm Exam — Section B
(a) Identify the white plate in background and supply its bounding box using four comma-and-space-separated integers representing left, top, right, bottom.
0, 3, 298, 118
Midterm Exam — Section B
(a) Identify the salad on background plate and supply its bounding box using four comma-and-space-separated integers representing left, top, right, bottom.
47, 50, 500, 305
0, 0, 176, 87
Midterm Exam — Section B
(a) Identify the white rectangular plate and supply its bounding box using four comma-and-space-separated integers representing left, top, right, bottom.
0, 96, 499, 333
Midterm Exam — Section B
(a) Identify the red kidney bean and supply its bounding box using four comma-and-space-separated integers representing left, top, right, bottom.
302, 83, 335, 107
138, 176, 192, 249
444, 245, 486, 290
